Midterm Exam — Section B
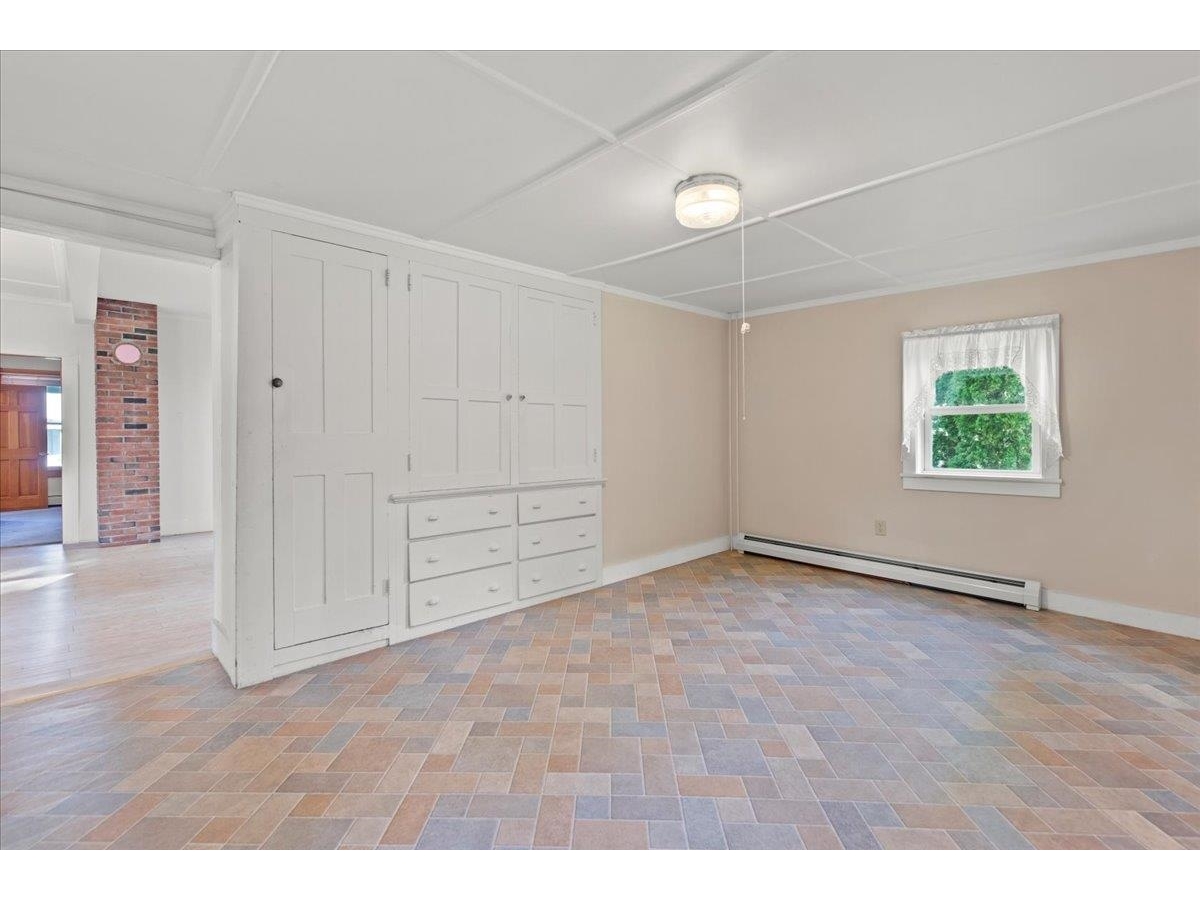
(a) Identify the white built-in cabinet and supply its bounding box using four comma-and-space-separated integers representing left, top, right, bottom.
409, 264, 513, 492
517, 288, 600, 483
270, 234, 390, 649
239, 200, 602, 685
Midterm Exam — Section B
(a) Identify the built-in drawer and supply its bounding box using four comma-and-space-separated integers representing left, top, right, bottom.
519, 516, 597, 560
409, 526, 514, 582
519, 548, 598, 600
408, 493, 516, 539
518, 486, 599, 524
409, 563, 514, 627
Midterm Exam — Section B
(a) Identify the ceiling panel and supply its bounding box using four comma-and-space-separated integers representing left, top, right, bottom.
671, 260, 897, 313
778, 84, 1200, 256
0, 51, 254, 183
212, 51, 603, 236
598, 219, 841, 297
864, 183, 1200, 282
464, 51, 765, 134
629, 51, 1200, 216
435, 145, 689, 272
0, 229, 60, 287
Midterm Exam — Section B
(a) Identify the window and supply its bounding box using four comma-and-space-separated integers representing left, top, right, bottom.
46, 385, 62, 471
901, 315, 1062, 497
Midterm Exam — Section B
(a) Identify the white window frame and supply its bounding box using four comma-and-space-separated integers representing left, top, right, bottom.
901, 321, 1062, 499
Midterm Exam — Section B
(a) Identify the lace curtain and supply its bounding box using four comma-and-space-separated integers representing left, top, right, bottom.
901, 314, 1062, 459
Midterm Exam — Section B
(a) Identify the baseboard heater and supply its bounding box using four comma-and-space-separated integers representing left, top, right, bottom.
736, 533, 1041, 610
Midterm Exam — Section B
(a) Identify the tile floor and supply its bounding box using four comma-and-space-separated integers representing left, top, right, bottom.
1, 551, 1197, 849
0, 533, 213, 703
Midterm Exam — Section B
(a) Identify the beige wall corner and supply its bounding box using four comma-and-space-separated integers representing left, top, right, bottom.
602, 293, 731, 568
734, 248, 1200, 619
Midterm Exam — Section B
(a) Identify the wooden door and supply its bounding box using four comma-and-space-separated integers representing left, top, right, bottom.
0, 385, 48, 511
409, 263, 513, 492
271, 233, 390, 648
517, 288, 598, 483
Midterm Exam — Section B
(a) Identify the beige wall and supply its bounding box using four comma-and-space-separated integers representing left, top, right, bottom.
736, 249, 1200, 617
603, 292, 730, 566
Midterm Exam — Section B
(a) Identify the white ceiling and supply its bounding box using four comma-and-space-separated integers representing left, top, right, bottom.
2, 50, 1198, 314
0, 229, 212, 317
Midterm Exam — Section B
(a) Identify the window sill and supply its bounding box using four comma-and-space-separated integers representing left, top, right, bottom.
902, 473, 1061, 498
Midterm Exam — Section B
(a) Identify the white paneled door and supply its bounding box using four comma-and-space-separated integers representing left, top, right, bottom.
410, 264, 514, 492
271, 233, 390, 648
518, 288, 599, 483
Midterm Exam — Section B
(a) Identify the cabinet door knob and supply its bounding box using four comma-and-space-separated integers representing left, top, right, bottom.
426, 514, 439, 522
271, 376, 284, 388
426, 555, 440, 563
519, 394, 526, 401
505, 393, 513, 400
426, 597, 440, 606
487, 584, 500, 593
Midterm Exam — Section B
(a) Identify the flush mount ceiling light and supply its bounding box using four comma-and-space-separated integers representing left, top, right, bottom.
674, 174, 741, 229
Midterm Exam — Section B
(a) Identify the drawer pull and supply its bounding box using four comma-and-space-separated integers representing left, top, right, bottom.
426, 597, 440, 606
426, 554, 440, 564
531, 574, 542, 583
577, 563, 588, 572
426, 514, 439, 522
488, 508, 499, 515
488, 544, 500, 552
577, 531, 587, 538
578, 499, 588, 504
531, 503, 542, 510
531, 538, 542, 545
487, 584, 500, 593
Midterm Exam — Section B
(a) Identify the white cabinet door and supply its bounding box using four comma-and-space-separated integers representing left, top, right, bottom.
410, 264, 514, 492
272, 234, 390, 648
518, 288, 598, 483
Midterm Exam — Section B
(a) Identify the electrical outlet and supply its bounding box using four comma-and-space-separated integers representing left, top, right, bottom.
874, 519, 887, 536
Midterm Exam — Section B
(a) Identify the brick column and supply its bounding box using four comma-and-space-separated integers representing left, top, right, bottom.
95, 298, 160, 546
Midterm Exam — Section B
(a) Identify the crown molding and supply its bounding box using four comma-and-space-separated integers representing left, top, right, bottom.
743, 236, 1200, 318
226, 192, 725, 320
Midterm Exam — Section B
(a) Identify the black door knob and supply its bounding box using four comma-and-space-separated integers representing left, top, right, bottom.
271, 377, 284, 388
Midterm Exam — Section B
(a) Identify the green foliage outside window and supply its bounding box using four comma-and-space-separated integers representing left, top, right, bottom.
931, 368, 1032, 471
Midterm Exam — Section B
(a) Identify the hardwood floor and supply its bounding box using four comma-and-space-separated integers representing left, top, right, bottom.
0, 533, 212, 704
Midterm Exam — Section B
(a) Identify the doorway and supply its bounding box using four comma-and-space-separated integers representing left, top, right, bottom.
0, 354, 63, 548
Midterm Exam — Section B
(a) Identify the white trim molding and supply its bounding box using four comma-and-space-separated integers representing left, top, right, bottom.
902, 474, 1062, 498
1043, 590, 1200, 640
602, 535, 731, 586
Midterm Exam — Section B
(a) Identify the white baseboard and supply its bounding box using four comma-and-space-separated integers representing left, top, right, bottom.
602, 535, 731, 586
1043, 590, 1199, 640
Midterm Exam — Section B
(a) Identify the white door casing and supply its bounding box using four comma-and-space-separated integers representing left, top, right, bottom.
518, 287, 598, 483
409, 263, 514, 492
271, 233, 390, 648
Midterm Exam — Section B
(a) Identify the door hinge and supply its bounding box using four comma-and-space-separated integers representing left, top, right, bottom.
384, 269, 390, 286
382, 578, 390, 595
593, 311, 598, 326
407, 273, 413, 291
406, 453, 412, 472
593, 448, 598, 462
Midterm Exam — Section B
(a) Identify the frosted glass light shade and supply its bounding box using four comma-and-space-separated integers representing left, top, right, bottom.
674, 175, 741, 229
